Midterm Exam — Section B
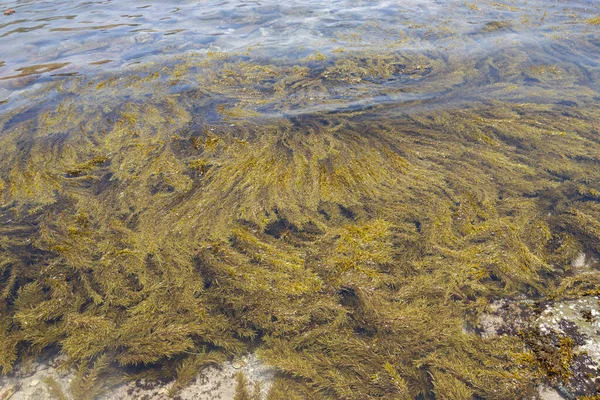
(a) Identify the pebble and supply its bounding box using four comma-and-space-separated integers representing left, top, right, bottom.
30, 379, 40, 387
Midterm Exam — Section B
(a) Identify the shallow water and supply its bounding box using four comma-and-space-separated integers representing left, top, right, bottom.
1, 1, 600, 399
1, 0, 599, 110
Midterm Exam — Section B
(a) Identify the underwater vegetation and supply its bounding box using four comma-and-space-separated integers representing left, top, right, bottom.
1, 17, 600, 399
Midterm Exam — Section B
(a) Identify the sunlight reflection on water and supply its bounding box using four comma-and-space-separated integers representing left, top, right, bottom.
0, 0, 598, 111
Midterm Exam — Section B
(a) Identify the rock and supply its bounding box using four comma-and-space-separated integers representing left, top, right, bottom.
30, 379, 40, 387
572, 252, 586, 268
537, 385, 562, 400
479, 312, 504, 338
3, 9, 16, 16
157, 387, 169, 395
29, 387, 47, 400
0, 384, 21, 399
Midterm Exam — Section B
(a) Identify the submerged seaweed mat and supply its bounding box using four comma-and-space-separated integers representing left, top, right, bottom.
1, 33, 600, 400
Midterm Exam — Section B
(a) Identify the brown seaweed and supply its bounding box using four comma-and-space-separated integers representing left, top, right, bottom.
0, 28, 599, 400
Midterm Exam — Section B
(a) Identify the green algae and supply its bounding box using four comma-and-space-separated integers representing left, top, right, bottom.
0, 40, 600, 400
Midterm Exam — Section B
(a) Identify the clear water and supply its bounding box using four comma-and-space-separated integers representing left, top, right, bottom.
1, 0, 599, 110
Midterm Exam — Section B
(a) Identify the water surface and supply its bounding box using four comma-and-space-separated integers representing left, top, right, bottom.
1, 0, 599, 110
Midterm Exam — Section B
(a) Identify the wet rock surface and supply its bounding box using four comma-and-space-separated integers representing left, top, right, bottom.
480, 296, 600, 398
478, 252, 600, 398
533, 297, 600, 397
0, 354, 274, 400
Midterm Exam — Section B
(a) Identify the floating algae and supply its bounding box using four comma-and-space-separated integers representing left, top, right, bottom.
1, 1, 600, 400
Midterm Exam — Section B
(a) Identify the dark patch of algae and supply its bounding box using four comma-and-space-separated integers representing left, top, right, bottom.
0, 41, 600, 400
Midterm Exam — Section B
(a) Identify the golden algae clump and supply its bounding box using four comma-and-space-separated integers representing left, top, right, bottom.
0, 45, 600, 400
587, 16, 600, 25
